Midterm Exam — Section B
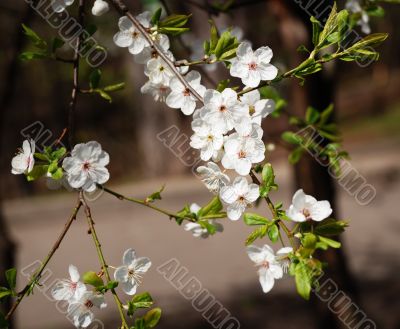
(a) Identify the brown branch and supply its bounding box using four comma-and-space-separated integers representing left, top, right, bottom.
68, 0, 85, 149
5, 199, 82, 321
108, 0, 204, 102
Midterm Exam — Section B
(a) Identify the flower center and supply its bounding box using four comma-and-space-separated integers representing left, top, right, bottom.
84, 300, 94, 308
302, 208, 311, 219
238, 150, 246, 158
249, 105, 255, 115
248, 62, 257, 70
132, 31, 139, 39
151, 50, 158, 58
159, 65, 165, 72
128, 269, 142, 284
70, 282, 77, 290
259, 260, 269, 269
219, 105, 227, 112
82, 161, 91, 171
207, 135, 214, 141
183, 88, 190, 97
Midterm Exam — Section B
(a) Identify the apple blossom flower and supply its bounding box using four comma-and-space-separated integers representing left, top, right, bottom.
91, 0, 109, 16
247, 244, 286, 293
51, 0, 74, 13
62, 141, 110, 192
190, 119, 224, 161
113, 13, 151, 55
140, 80, 170, 102
200, 88, 248, 133
219, 176, 259, 220
51, 265, 86, 302
221, 133, 265, 176
166, 71, 206, 115
346, 0, 371, 34
240, 90, 275, 125
114, 248, 151, 295
134, 36, 171, 64
196, 162, 230, 193
287, 189, 332, 222
67, 291, 106, 328
184, 204, 224, 238
144, 57, 175, 85
11, 139, 35, 175
230, 42, 278, 88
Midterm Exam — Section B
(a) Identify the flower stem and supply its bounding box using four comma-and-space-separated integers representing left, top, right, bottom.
80, 192, 129, 329
5, 199, 82, 321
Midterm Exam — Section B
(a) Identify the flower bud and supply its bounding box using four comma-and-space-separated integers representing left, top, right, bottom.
91, 0, 109, 16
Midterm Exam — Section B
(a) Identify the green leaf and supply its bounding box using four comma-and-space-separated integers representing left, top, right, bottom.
315, 219, 348, 236
159, 14, 191, 28
0, 289, 12, 300
337, 10, 349, 44
151, 8, 162, 25
281, 131, 302, 145
318, 236, 341, 248
144, 308, 162, 328
83, 271, 104, 288
261, 163, 274, 186
127, 292, 154, 316
20, 51, 48, 61
319, 104, 334, 125
145, 185, 165, 203
294, 263, 312, 300
318, 2, 338, 48
366, 5, 385, 17
22, 24, 47, 50
26, 165, 48, 181
5, 269, 17, 291
198, 196, 222, 217
302, 233, 317, 249
51, 167, 64, 180
158, 26, 189, 36
245, 226, 267, 245
288, 147, 304, 165
51, 147, 66, 160
103, 83, 125, 92
243, 213, 269, 226
267, 224, 279, 243
216, 79, 230, 92
96, 89, 112, 103
90, 69, 102, 89
209, 20, 219, 52
34, 153, 49, 161
305, 106, 320, 124
310, 16, 321, 46
347, 33, 388, 51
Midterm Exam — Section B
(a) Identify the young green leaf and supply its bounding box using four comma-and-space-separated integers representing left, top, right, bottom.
144, 308, 162, 328
83, 271, 104, 288
267, 224, 279, 243
243, 213, 269, 226
5, 268, 17, 292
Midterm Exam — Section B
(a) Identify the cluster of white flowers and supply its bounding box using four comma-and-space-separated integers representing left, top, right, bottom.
51, 265, 106, 328
111, 12, 280, 221
52, 249, 151, 328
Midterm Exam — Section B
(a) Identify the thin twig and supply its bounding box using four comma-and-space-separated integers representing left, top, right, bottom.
80, 192, 129, 329
5, 199, 82, 321
108, 0, 204, 102
68, 0, 85, 149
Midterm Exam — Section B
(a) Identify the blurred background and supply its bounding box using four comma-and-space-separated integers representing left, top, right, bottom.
0, 0, 399, 328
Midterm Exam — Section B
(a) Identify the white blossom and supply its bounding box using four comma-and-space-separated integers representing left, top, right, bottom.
200, 88, 248, 133
11, 139, 35, 175
62, 141, 110, 192
184, 204, 224, 238
145, 57, 175, 85
190, 119, 224, 161
221, 132, 265, 176
247, 245, 287, 293
275, 247, 293, 273
113, 13, 150, 55
134, 35, 171, 64
219, 176, 259, 220
166, 71, 206, 115
240, 90, 275, 125
346, 0, 371, 34
141, 80, 170, 102
230, 42, 278, 88
68, 291, 106, 328
114, 248, 151, 295
196, 162, 230, 193
91, 0, 109, 16
51, 265, 86, 302
51, 0, 74, 13
287, 189, 332, 222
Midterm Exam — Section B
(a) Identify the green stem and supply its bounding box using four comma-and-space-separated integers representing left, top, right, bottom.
80, 192, 129, 329
5, 199, 82, 321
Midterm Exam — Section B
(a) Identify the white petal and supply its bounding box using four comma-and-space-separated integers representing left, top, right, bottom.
118, 16, 133, 31
219, 186, 238, 204
258, 63, 278, 81
51, 281, 72, 301
69, 264, 80, 282
226, 202, 245, 220
134, 257, 152, 274
254, 46, 273, 63
245, 184, 260, 202
310, 201, 332, 221
113, 31, 132, 47
121, 279, 137, 295
114, 266, 129, 283
292, 189, 306, 209
258, 268, 275, 293
269, 264, 283, 279
122, 248, 136, 266
247, 245, 264, 264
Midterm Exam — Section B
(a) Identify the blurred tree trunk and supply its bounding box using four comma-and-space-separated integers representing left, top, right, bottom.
270, 1, 358, 328
0, 3, 35, 326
